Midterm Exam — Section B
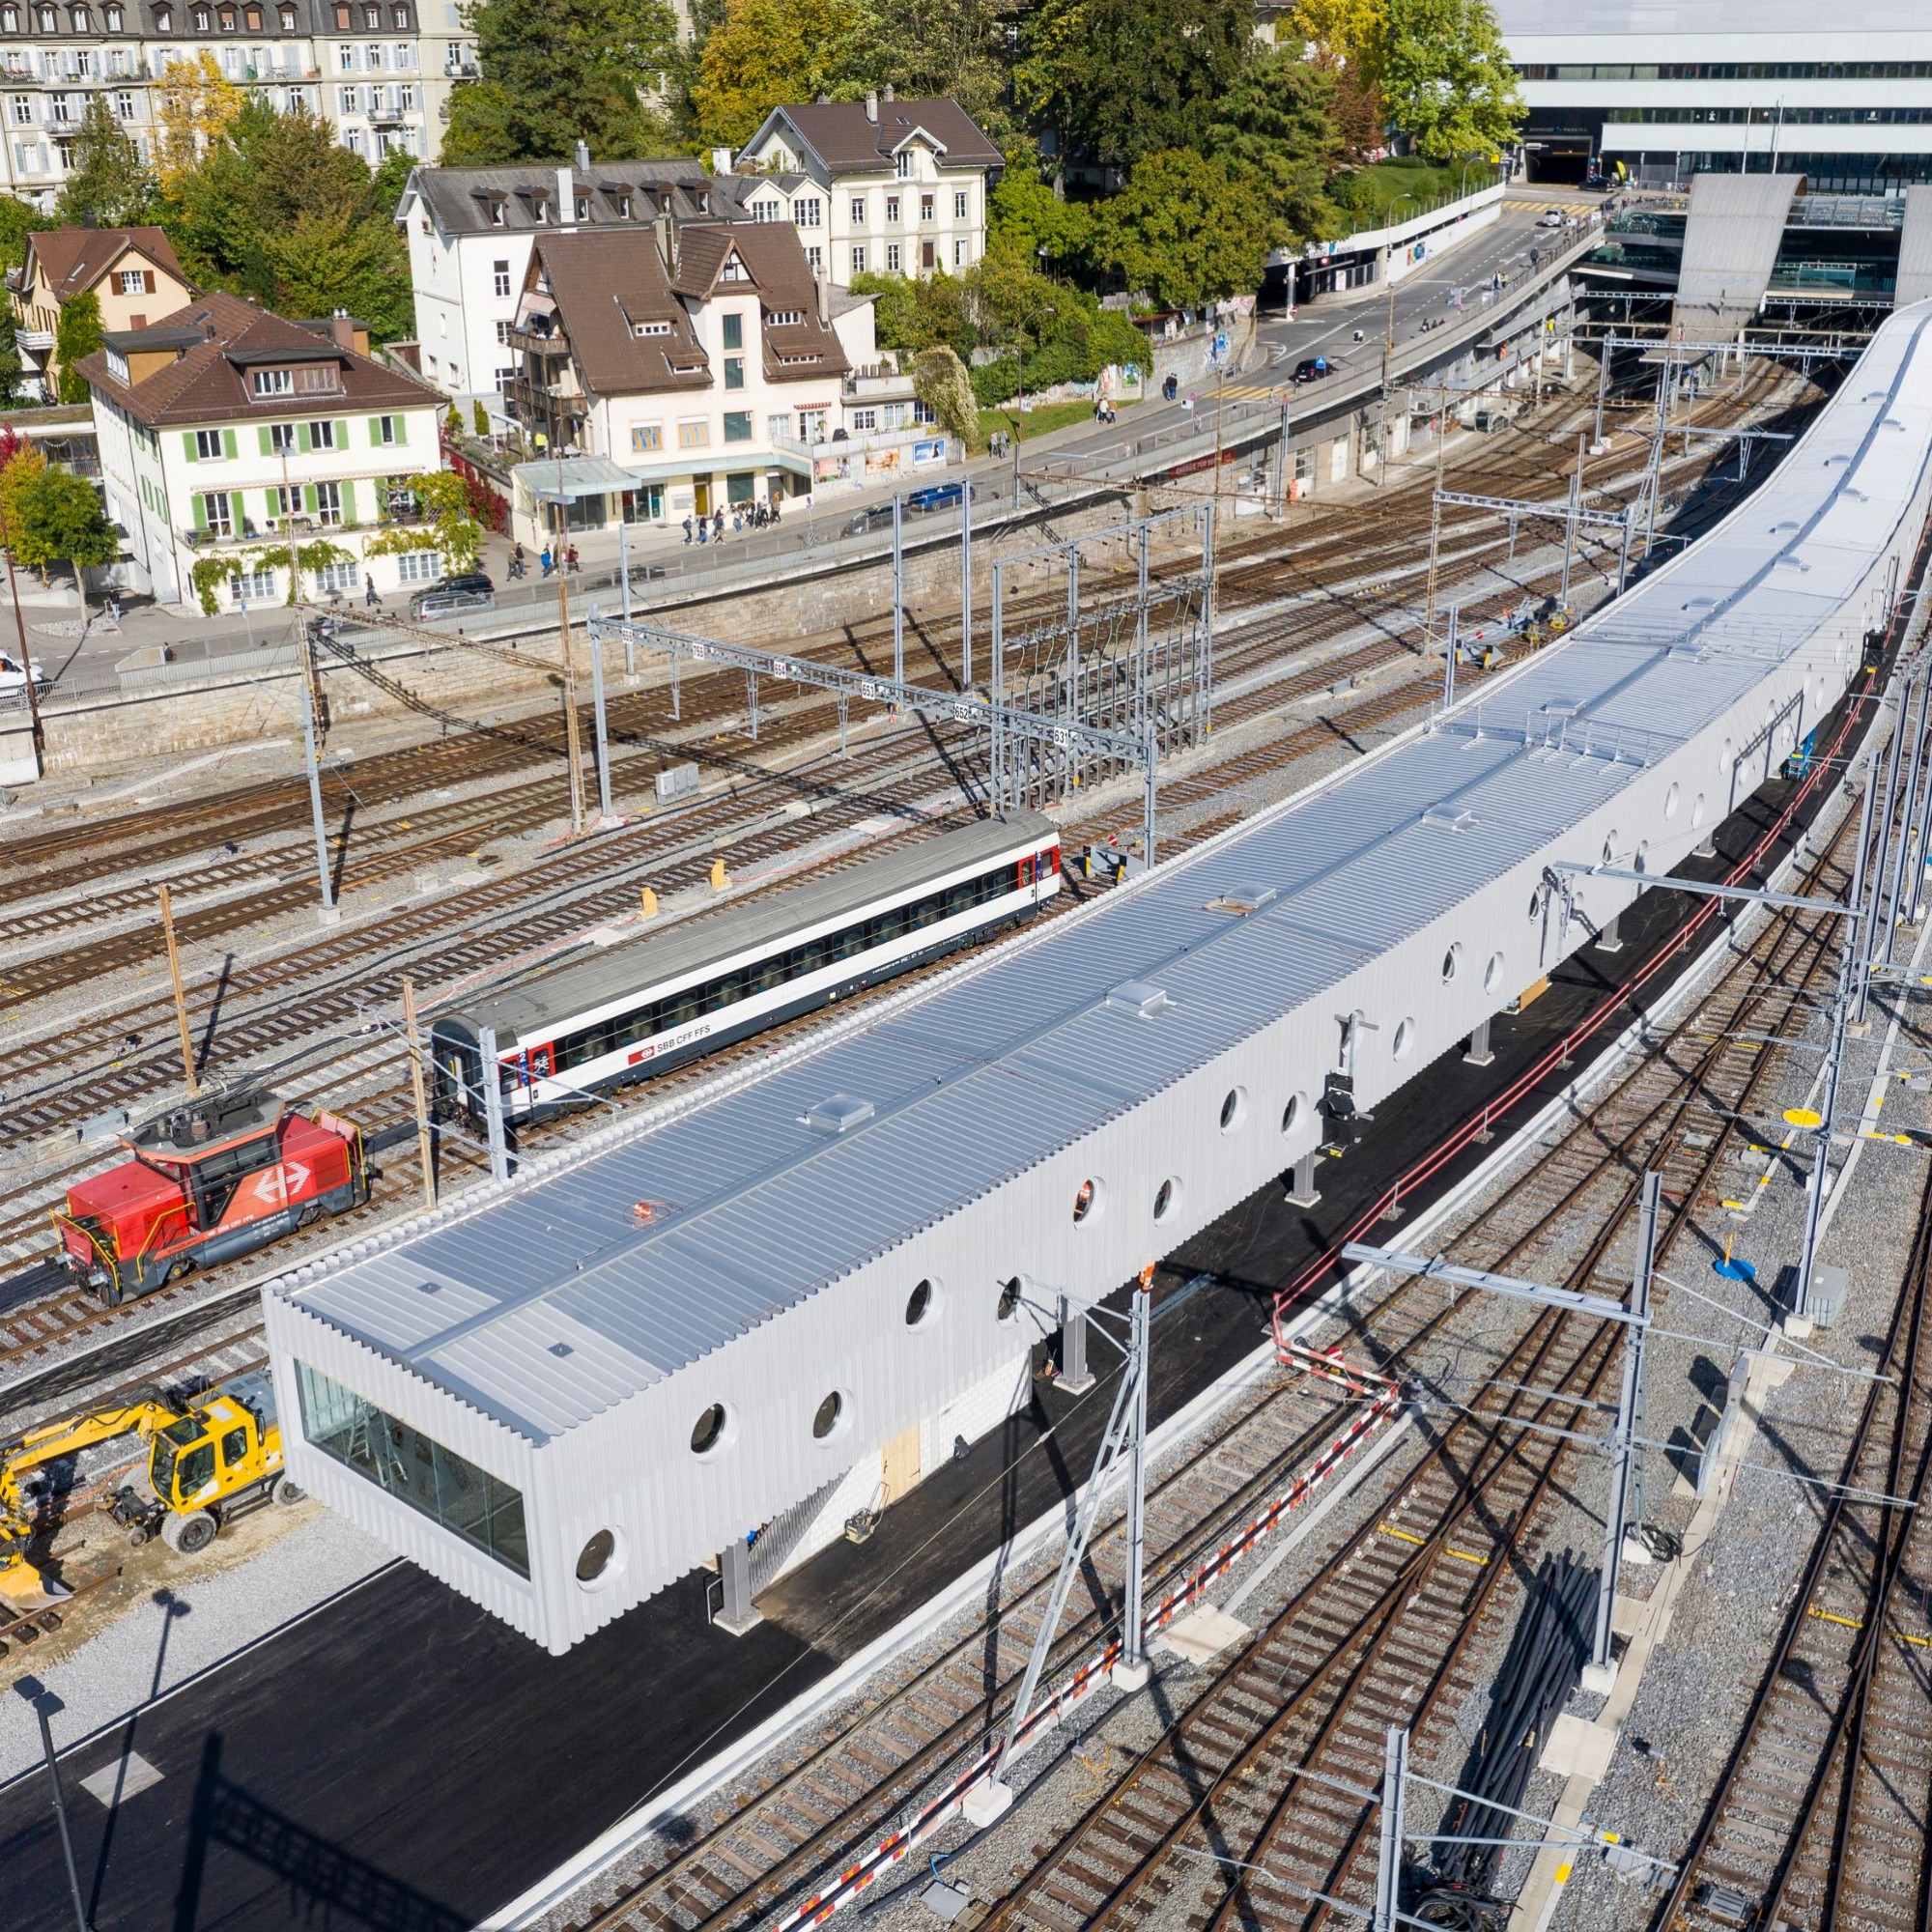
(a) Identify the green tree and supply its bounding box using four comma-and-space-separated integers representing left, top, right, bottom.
54, 96, 153, 228
0, 336, 23, 408
365, 469, 484, 570
441, 0, 678, 163
985, 149, 1094, 268
1093, 148, 1268, 310
690, 0, 877, 151
165, 101, 414, 338
12, 466, 118, 615
260, 211, 413, 341
875, 0, 1006, 128
1208, 48, 1346, 246
1016, 0, 1252, 170
851, 269, 976, 360
370, 142, 419, 219
0, 194, 46, 277
1379, 0, 1520, 158
53, 289, 103, 405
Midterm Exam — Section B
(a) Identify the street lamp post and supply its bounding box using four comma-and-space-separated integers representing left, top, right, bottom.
14, 1679, 89, 1931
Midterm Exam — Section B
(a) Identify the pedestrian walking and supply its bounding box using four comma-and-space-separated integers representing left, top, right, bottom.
683, 514, 695, 545
540, 545, 554, 578
565, 543, 579, 574
364, 574, 379, 608
712, 507, 724, 540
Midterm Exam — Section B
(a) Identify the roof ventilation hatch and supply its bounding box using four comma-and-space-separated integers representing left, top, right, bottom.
1422, 803, 1475, 832
805, 1093, 874, 1134
1209, 883, 1277, 915
1106, 980, 1171, 1017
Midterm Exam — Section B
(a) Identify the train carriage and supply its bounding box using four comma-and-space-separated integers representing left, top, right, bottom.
432, 812, 1062, 1123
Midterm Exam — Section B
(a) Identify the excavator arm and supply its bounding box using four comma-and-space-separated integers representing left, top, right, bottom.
0, 1400, 174, 1613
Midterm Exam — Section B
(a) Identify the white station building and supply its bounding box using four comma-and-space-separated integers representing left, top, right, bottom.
1501, 0, 1932, 192
262, 302, 1932, 1655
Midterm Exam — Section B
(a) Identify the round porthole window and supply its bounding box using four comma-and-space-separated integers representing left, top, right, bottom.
1392, 1017, 1415, 1060
1219, 1088, 1247, 1133
1692, 793, 1707, 829
1635, 839, 1650, 873
576, 1528, 618, 1585
906, 1278, 935, 1326
1719, 737, 1733, 775
690, 1403, 729, 1457
1282, 1093, 1305, 1135
997, 1276, 1024, 1322
812, 1391, 845, 1439
1441, 944, 1461, 983
1484, 952, 1504, 994
1153, 1178, 1179, 1223
1073, 1179, 1103, 1224
1601, 836, 1616, 867
1528, 888, 1544, 920
1664, 782, 1680, 820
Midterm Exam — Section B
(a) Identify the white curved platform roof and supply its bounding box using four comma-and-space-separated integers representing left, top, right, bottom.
267, 303, 1932, 1651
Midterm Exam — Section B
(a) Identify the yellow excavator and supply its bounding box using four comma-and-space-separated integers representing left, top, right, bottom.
0, 1367, 301, 1613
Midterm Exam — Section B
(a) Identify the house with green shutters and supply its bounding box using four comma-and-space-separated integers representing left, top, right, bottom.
75, 289, 444, 614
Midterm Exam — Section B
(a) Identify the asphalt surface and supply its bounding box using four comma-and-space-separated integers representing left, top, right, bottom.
0, 684, 1859, 1930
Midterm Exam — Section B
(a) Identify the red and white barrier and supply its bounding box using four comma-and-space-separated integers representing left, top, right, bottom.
762, 1347, 1403, 1931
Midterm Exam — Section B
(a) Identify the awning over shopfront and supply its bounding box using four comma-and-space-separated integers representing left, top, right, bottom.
512, 455, 639, 503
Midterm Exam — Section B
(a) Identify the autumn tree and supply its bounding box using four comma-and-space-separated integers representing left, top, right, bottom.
690, 0, 878, 151
874, 0, 1006, 129
441, 0, 678, 163
154, 51, 243, 194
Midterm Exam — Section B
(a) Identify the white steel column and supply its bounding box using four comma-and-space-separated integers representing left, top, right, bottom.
476, 1024, 510, 1184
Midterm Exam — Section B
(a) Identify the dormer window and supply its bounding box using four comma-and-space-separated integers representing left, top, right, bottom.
633, 320, 669, 336
574, 194, 588, 221
364, 2, 378, 22
616, 193, 631, 218
36, 5, 54, 26
766, 308, 803, 327
720, 255, 746, 282
190, 5, 210, 27
103, 1, 120, 20
895, 152, 912, 178
0, 7, 17, 26
696, 191, 708, 213
105, 347, 128, 383
152, 3, 168, 22
71, 4, 90, 27
252, 367, 294, 396
490, 199, 505, 225
278, 2, 293, 20
218, 6, 236, 27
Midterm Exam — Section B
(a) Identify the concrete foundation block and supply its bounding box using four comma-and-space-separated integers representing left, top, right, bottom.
1110, 1656, 1152, 1692
961, 1780, 1013, 1829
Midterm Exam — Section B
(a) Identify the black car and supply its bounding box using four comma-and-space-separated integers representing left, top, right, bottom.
1293, 355, 1330, 384
411, 570, 496, 619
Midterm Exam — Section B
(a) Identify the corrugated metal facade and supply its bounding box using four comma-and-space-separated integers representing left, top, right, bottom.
265, 303, 1932, 1653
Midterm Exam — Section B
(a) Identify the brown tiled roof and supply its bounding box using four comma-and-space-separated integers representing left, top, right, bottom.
23, 226, 188, 300
71, 289, 438, 427
667, 222, 848, 384
529, 233, 710, 398
751, 98, 1002, 174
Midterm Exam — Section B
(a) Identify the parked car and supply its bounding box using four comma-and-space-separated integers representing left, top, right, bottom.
411, 571, 496, 619
1540, 208, 1567, 227
906, 481, 970, 513
0, 648, 47, 702
1293, 356, 1330, 384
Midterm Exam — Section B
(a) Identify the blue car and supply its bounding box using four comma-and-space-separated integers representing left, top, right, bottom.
906, 481, 969, 512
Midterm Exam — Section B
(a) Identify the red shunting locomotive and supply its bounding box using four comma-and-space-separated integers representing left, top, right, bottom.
54, 1086, 370, 1303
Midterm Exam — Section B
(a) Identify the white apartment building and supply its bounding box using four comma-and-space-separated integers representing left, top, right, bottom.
503, 222, 883, 539
395, 152, 753, 409
78, 288, 444, 610
735, 90, 1001, 287
0, 0, 465, 206
1501, 0, 1932, 191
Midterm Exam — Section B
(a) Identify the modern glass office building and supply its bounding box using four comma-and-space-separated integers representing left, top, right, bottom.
1500, 0, 1932, 190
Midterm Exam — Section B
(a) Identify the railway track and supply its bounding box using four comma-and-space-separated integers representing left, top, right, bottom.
1656, 1166, 1932, 1932
549, 690, 1870, 1932
0, 385, 1818, 1389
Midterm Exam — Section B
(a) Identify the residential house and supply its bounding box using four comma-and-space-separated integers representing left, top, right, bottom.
504, 220, 884, 539
76, 288, 445, 611
10, 223, 191, 399
0, 0, 460, 209
734, 90, 1002, 287
394, 149, 755, 408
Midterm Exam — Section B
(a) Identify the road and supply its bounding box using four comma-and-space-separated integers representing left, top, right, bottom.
27, 194, 1602, 708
